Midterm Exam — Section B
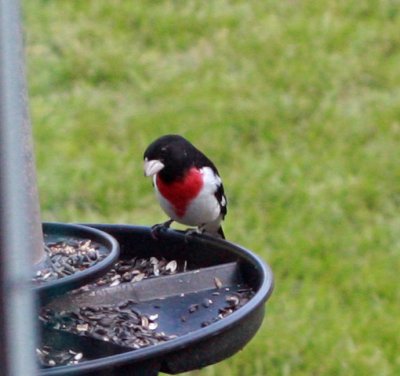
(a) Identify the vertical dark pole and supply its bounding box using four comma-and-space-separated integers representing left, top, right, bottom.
0, 0, 41, 374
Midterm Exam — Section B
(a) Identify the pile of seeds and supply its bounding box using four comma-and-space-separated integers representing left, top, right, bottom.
40, 301, 176, 350
200, 288, 255, 327
34, 239, 106, 283
36, 347, 84, 367
219, 288, 255, 317
80, 256, 184, 289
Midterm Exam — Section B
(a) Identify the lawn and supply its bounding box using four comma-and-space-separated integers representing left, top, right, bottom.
23, 1, 400, 375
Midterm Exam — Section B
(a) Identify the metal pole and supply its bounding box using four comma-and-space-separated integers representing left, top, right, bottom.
0, 0, 42, 374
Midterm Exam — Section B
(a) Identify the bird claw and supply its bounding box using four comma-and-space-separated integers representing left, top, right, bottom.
184, 228, 201, 243
150, 220, 173, 240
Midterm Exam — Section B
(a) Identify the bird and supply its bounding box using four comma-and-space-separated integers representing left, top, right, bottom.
143, 134, 227, 239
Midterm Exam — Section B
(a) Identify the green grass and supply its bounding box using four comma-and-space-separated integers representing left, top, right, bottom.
23, 1, 400, 375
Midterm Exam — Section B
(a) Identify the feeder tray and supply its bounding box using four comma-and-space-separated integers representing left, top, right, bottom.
38, 224, 273, 376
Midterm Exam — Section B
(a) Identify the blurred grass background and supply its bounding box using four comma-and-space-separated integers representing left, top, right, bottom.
23, 1, 400, 375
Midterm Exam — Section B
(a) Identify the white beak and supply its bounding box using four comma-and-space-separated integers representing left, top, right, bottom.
144, 159, 165, 177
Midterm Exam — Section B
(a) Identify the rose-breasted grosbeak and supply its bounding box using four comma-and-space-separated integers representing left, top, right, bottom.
143, 134, 227, 239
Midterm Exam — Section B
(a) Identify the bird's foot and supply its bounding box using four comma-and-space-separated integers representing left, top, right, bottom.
184, 227, 202, 243
151, 219, 174, 240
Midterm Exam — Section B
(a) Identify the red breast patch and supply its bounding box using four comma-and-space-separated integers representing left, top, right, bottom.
156, 168, 203, 217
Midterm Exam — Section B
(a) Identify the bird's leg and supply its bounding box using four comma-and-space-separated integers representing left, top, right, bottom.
151, 219, 174, 239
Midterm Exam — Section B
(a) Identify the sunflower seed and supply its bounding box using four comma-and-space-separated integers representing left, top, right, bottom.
148, 322, 158, 330
165, 260, 177, 273
149, 314, 159, 321
76, 324, 89, 332
74, 353, 83, 361
214, 277, 223, 289
188, 304, 199, 313
110, 279, 120, 287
